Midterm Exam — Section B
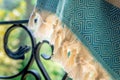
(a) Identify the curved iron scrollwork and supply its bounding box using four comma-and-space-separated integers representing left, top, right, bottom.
0, 20, 68, 80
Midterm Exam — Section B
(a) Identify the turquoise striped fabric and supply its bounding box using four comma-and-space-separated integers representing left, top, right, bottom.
36, 0, 120, 80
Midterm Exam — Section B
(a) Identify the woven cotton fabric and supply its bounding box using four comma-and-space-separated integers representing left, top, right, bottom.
36, 0, 120, 80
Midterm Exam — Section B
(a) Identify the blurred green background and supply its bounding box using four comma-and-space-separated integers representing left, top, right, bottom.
0, 0, 64, 80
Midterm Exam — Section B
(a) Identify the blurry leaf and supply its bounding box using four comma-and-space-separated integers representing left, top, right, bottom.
0, 0, 27, 76
20, 1, 26, 7
0, 0, 64, 80
3, 0, 21, 10
0, 0, 2, 4
31, 0, 36, 5
0, 9, 6, 20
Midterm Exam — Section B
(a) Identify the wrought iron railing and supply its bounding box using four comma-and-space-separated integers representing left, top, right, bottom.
0, 20, 68, 80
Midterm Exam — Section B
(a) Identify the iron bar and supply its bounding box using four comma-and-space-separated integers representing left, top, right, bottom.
0, 20, 68, 80
0, 20, 28, 25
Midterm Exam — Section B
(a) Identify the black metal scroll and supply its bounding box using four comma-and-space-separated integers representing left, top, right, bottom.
0, 20, 68, 80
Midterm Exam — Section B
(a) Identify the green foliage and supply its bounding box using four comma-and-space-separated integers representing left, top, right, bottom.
31, 0, 36, 5
0, 0, 26, 77
0, 0, 64, 80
